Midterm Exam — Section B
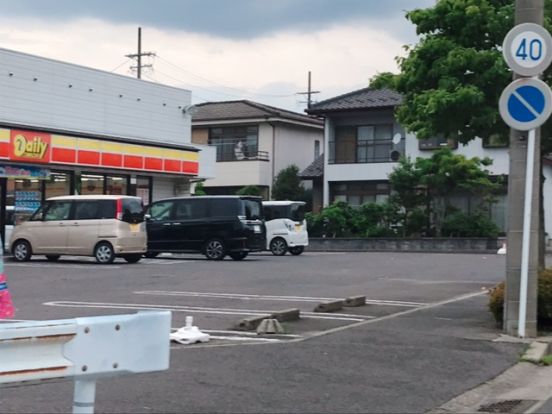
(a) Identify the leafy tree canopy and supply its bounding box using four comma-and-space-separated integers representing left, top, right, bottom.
272, 165, 306, 201
236, 185, 262, 197
370, 0, 552, 151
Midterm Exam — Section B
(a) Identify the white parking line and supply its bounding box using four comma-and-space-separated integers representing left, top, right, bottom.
142, 260, 192, 265
43, 300, 371, 322
134, 290, 427, 307
6, 263, 121, 270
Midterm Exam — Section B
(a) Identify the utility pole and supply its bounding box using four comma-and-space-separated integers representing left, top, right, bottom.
297, 71, 320, 109
126, 27, 155, 79
504, 0, 544, 337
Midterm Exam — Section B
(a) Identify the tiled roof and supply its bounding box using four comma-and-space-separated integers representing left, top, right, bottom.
192, 100, 323, 126
299, 154, 324, 178
306, 87, 402, 115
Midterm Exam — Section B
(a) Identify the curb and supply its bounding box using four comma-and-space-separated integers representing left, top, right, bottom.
522, 341, 550, 364
430, 339, 552, 414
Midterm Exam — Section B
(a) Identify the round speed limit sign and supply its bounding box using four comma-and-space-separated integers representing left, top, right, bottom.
503, 23, 552, 76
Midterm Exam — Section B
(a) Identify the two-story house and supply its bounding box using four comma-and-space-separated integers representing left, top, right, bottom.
191, 100, 323, 199
304, 87, 529, 236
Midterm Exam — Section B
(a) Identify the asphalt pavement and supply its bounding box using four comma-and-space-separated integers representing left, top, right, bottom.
0, 251, 549, 413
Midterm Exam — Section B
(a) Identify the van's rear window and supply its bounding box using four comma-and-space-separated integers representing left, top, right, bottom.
122, 199, 144, 223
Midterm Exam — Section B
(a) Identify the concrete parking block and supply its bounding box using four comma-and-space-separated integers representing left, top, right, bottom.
235, 315, 271, 331
271, 308, 300, 322
314, 300, 344, 313
256, 319, 285, 334
344, 296, 366, 307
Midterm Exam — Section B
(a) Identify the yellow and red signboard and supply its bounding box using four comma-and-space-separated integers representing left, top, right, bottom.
9, 130, 51, 163
0, 128, 198, 176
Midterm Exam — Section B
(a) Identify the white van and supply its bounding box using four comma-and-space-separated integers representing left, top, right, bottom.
9, 195, 146, 264
263, 201, 308, 256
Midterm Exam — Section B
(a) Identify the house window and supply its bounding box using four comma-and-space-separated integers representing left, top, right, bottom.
330, 124, 394, 164
482, 133, 508, 148
209, 126, 260, 161
329, 181, 390, 207
314, 140, 321, 159
418, 136, 458, 150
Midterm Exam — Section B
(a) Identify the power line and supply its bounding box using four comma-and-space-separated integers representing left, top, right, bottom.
110, 59, 132, 73
144, 70, 229, 102
156, 55, 297, 98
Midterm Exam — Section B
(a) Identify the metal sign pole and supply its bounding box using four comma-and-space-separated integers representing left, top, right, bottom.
73, 379, 97, 414
518, 128, 536, 338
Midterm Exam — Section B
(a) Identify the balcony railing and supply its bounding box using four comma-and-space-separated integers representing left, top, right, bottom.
214, 149, 269, 162
328, 140, 403, 164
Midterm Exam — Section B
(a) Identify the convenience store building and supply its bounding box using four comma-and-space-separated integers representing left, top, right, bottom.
0, 47, 215, 243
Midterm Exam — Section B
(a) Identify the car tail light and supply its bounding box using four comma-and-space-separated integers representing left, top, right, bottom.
116, 198, 123, 221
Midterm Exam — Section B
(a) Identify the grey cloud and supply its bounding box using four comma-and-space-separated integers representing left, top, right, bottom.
0, 0, 434, 40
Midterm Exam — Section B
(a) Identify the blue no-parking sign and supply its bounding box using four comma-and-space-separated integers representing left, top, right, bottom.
499, 77, 552, 130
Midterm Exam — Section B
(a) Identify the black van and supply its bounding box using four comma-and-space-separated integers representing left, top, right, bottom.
144, 196, 265, 260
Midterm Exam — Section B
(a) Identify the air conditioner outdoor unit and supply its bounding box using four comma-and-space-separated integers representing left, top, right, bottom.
389, 150, 401, 162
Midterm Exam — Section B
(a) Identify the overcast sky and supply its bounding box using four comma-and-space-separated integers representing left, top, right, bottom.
0, 0, 434, 112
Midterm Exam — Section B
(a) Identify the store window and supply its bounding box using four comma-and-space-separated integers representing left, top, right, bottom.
13, 178, 42, 224
81, 174, 104, 195
106, 175, 127, 195
45, 171, 71, 199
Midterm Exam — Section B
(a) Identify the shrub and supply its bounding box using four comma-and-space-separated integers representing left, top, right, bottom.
442, 211, 499, 238
488, 281, 504, 324
488, 269, 552, 327
236, 185, 262, 197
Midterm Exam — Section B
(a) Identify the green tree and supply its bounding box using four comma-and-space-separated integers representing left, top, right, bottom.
272, 165, 306, 201
388, 157, 426, 236
236, 185, 262, 197
193, 181, 207, 196
393, 0, 515, 144
415, 148, 500, 236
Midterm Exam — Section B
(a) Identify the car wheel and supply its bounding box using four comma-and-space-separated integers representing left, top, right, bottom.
204, 238, 226, 260
144, 251, 159, 259
123, 254, 142, 263
270, 237, 287, 256
12, 240, 32, 262
229, 252, 248, 261
94, 242, 115, 264
289, 246, 304, 256
46, 255, 61, 262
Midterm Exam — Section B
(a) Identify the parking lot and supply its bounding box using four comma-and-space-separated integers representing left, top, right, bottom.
2, 250, 525, 413
4, 250, 505, 345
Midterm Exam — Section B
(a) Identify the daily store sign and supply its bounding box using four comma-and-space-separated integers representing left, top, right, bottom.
9, 130, 51, 163
0, 128, 199, 175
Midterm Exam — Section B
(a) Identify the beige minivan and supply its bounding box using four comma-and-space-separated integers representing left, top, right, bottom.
10, 195, 146, 264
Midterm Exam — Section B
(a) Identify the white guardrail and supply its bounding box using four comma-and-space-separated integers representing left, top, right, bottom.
0, 311, 171, 414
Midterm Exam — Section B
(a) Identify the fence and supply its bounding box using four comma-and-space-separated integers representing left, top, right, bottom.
0, 311, 171, 413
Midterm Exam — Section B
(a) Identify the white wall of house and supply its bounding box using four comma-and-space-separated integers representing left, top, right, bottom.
406, 135, 509, 175
323, 108, 510, 206
204, 160, 272, 188
203, 121, 321, 193
273, 123, 323, 177
0, 47, 192, 146
195, 144, 216, 179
